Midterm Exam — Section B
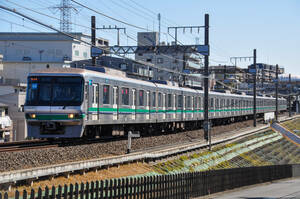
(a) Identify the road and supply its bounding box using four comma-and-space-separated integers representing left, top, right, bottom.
203, 177, 300, 199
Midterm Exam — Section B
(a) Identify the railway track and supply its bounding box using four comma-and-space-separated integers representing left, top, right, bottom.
0, 136, 126, 153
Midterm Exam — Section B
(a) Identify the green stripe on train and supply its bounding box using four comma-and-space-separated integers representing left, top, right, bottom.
88, 106, 285, 114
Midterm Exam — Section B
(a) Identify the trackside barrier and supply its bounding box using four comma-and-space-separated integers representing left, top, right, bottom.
0, 164, 295, 199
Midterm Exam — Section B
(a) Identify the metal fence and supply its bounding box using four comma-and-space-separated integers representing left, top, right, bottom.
0, 165, 292, 199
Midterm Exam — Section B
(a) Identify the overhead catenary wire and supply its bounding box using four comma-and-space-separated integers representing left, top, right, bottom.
5, 0, 205, 70
0, 5, 205, 79
70, 0, 150, 32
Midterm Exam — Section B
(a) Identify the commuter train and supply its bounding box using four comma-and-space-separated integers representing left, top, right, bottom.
24, 68, 287, 138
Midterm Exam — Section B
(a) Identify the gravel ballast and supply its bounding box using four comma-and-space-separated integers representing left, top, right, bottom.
0, 120, 256, 172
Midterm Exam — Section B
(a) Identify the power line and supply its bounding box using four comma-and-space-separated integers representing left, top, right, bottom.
71, 0, 150, 31
0, 5, 202, 79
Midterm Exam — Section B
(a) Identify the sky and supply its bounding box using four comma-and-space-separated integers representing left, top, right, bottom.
0, 0, 299, 75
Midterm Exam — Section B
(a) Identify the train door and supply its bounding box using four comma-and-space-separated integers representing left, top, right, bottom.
132, 89, 136, 120
92, 84, 99, 120
173, 94, 176, 119
85, 82, 90, 121
151, 91, 157, 121
183, 95, 186, 120
113, 86, 119, 120
146, 91, 150, 120
163, 93, 166, 120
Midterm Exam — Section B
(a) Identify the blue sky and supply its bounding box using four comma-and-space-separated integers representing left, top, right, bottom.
1, 0, 299, 74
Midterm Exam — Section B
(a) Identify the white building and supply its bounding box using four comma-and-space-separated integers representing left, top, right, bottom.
0, 32, 109, 84
0, 102, 12, 142
135, 32, 203, 86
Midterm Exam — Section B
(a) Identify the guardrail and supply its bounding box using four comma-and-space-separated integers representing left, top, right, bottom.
1, 164, 299, 199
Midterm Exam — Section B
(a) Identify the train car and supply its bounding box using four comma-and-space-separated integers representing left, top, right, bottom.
24, 68, 287, 138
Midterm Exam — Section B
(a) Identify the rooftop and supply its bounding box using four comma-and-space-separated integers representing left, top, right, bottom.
0, 32, 108, 42
0, 102, 8, 108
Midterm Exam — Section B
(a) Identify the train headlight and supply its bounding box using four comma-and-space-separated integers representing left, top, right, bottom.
30, 114, 36, 119
68, 113, 74, 119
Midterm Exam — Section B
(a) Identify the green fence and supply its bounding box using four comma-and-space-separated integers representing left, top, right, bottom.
1, 164, 292, 199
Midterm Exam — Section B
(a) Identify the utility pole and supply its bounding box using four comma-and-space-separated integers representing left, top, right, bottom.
289, 73, 292, 117
96, 25, 126, 46
204, 14, 210, 150
91, 16, 96, 66
253, 49, 257, 127
275, 64, 279, 121
158, 13, 161, 45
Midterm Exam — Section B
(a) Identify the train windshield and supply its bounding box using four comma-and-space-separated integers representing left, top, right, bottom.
26, 76, 83, 106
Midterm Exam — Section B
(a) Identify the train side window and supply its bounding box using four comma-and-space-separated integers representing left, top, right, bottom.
158, 92, 162, 107
152, 92, 156, 107
175, 95, 178, 108
168, 94, 172, 108
121, 87, 129, 105
198, 97, 201, 109
103, 85, 110, 104
139, 90, 144, 106
178, 95, 183, 108
210, 98, 214, 109
186, 96, 191, 108
193, 97, 196, 109
216, 98, 219, 109
91, 85, 95, 103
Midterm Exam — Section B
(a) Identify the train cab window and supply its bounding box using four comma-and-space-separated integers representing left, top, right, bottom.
121, 87, 129, 105
158, 93, 162, 107
152, 92, 156, 107
103, 85, 110, 104
139, 90, 144, 106
178, 95, 183, 108
168, 94, 172, 108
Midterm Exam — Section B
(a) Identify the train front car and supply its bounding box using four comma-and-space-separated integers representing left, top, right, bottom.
24, 71, 85, 138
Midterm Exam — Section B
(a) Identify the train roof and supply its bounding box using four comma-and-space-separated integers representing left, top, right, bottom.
29, 68, 284, 100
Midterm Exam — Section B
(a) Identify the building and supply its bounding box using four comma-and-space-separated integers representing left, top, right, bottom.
0, 32, 109, 84
0, 85, 26, 141
198, 65, 247, 90
72, 56, 153, 80
135, 32, 204, 87
0, 102, 12, 142
247, 63, 284, 85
